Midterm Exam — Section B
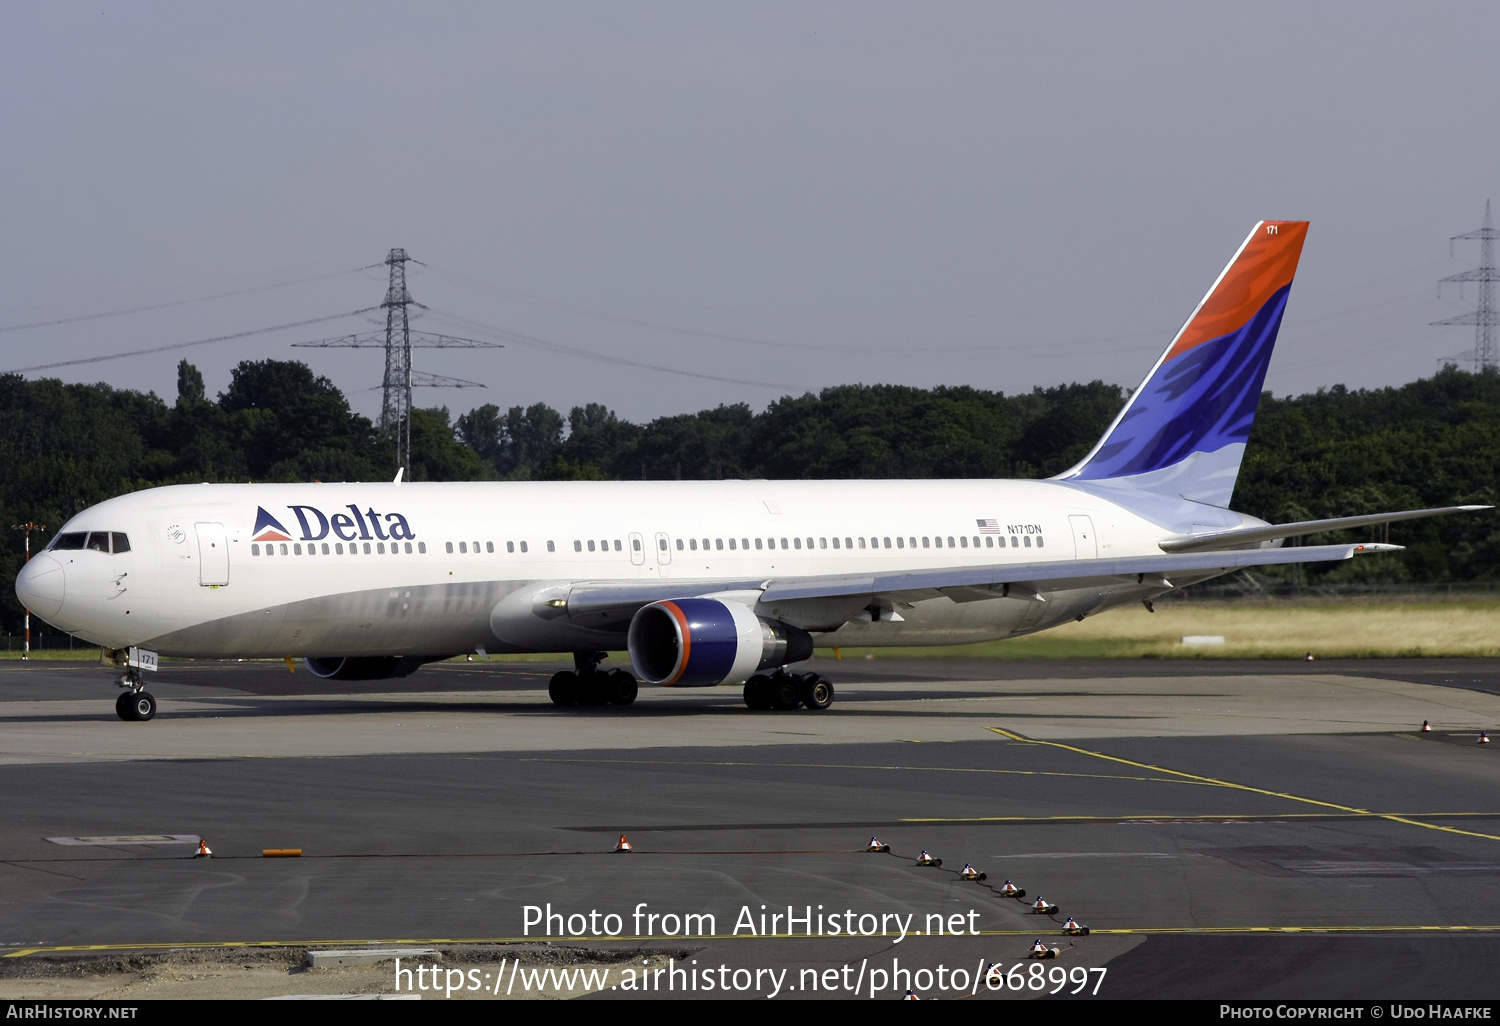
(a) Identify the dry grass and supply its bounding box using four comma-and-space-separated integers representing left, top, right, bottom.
830, 599, 1500, 660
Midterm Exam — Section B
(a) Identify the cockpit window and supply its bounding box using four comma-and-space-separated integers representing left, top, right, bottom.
86, 533, 110, 552
51, 533, 87, 550
111, 533, 131, 553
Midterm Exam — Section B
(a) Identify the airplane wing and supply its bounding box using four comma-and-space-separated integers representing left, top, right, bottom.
1158, 505, 1491, 553
560, 541, 1398, 620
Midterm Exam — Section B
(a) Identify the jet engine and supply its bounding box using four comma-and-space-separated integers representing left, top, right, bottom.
627, 599, 813, 687
303, 656, 429, 680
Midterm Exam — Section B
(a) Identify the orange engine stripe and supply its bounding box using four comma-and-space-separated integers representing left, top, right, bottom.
660, 601, 690, 686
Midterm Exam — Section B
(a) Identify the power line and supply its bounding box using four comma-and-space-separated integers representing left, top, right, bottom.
421, 308, 799, 391
7, 308, 380, 374
0, 266, 374, 335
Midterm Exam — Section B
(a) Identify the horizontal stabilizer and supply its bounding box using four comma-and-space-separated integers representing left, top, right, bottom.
1159, 505, 1491, 553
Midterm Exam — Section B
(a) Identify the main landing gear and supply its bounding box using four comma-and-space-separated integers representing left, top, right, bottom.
743, 671, 833, 711
114, 671, 156, 721
549, 651, 639, 708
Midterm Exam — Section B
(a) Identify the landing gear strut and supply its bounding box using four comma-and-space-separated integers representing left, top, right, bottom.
114, 671, 156, 721
549, 651, 638, 708
743, 671, 833, 711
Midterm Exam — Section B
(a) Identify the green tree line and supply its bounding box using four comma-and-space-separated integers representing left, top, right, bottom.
0, 358, 1494, 631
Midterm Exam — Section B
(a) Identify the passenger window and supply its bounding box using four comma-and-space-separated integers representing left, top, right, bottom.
819, 538, 827, 549
574, 540, 582, 552
728, 538, 737, 550
507, 541, 515, 553
702, 538, 709, 550
419, 542, 427, 553
460, 542, 468, 553
715, 538, 723, 550
984, 536, 993, 548
547, 541, 555, 552
754, 538, 763, 550
517, 541, 525, 553
487, 542, 494, 553
883, 537, 891, 548
832, 537, 840, 549
446, 542, 454, 553
377, 542, 386, 554
52, 532, 87, 550
858, 538, 866, 549
794, 537, 802, 550
86, 533, 109, 552
587, 540, 595, 552
614, 540, 622, 551
781, 538, 789, 549
294, 543, 303, 555
335, 543, 344, 554
251, 543, 260, 556
922, 537, 930, 548
959, 536, 968, 548
1024, 536, 1032, 547
973, 536, 981, 547
675, 538, 683, 550
896, 537, 904, 549
1036, 536, 1044, 548
844, 537, 852, 549
281, 543, 289, 555
111, 533, 131, 553
631, 538, 640, 551
690, 539, 698, 551
806, 537, 814, 549
741, 538, 749, 549
947, 536, 955, 547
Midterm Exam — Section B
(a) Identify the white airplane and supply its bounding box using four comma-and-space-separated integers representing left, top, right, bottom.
15, 221, 1487, 721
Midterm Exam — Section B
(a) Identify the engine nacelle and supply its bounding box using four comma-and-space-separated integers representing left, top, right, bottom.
628, 599, 813, 687
303, 656, 429, 680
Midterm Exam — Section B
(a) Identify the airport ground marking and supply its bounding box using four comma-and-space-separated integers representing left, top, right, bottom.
11, 924, 1500, 958
516, 755, 1216, 788
986, 727, 1500, 843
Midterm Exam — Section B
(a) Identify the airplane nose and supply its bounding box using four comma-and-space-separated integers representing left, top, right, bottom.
16, 554, 64, 618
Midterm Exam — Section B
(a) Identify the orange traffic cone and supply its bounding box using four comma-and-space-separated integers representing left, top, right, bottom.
195, 838, 212, 858
614, 834, 633, 853
916, 850, 941, 867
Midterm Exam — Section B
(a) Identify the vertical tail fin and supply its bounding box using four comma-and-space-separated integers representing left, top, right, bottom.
1056, 220, 1309, 507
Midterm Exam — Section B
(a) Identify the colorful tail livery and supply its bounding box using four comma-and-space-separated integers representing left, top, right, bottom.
1059, 221, 1309, 507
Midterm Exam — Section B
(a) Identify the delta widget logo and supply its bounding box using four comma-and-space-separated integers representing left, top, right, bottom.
252, 508, 293, 543
251, 505, 417, 544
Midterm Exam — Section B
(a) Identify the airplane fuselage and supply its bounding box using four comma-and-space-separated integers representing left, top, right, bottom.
21, 478, 1259, 663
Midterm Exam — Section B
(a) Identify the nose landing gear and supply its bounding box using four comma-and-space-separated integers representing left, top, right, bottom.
114, 672, 156, 721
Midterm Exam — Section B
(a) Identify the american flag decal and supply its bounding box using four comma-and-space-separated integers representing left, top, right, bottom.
976, 519, 1001, 534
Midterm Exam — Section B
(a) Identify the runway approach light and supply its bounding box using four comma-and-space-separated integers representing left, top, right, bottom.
866, 837, 890, 853
1063, 916, 1090, 936
959, 863, 987, 881
194, 839, 211, 858
903, 989, 920, 1000
1000, 880, 1027, 898
614, 834, 633, 853
1422, 720, 1432, 732
1029, 939, 1059, 960
916, 850, 941, 867
1481, 731, 1491, 745
1032, 897, 1059, 915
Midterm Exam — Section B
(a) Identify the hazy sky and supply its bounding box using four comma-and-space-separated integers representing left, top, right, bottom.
3, 2, 1498, 425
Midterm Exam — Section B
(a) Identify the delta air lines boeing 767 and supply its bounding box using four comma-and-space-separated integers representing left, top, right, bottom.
14, 222, 1488, 720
